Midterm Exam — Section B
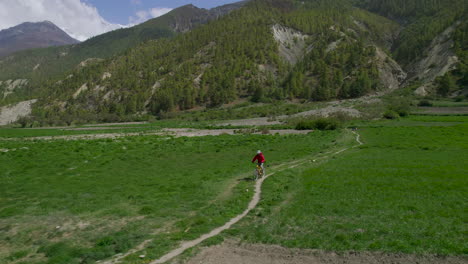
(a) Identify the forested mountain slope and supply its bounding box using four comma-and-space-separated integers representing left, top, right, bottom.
355, 0, 466, 64
0, 1, 247, 98
27, 0, 405, 124
2, 0, 467, 126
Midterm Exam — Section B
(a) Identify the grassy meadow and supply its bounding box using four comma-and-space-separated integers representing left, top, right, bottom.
0, 130, 340, 264
1, 115, 466, 264
228, 116, 467, 255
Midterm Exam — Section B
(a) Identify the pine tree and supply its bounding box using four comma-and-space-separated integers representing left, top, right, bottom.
437, 73, 456, 96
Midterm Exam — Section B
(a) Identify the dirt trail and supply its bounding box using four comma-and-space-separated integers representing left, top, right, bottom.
186, 241, 466, 264
148, 130, 362, 264
151, 171, 273, 264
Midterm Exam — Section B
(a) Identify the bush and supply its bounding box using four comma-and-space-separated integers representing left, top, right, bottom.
295, 118, 340, 130
418, 100, 433, 107
386, 97, 412, 117
295, 120, 314, 130
383, 110, 399, 119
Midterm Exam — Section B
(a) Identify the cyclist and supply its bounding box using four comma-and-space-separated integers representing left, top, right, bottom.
252, 150, 266, 176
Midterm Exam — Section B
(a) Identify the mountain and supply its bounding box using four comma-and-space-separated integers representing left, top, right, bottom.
0, 1, 248, 90
0, 21, 79, 58
1, 0, 467, 126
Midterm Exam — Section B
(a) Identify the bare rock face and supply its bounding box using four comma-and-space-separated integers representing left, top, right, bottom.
375, 47, 407, 90
272, 24, 309, 65
0, 79, 28, 99
405, 22, 460, 84
0, 21, 79, 58
414, 85, 430, 97
0, 99, 37, 126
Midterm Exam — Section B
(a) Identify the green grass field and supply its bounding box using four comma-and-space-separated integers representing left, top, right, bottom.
0, 130, 340, 264
1, 115, 466, 264
229, 118, 467, 255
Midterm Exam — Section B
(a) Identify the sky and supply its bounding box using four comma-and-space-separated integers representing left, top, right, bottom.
0, 0, 240, 41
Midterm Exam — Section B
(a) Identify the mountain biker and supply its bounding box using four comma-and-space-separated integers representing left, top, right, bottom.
252, 150, 266, 175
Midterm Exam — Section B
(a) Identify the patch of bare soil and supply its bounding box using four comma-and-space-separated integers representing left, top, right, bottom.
416, 107, 468, 114
219, 105, 361, 127
63, 126, 135, 131
163, 128, 311, 137
185, 241, 467, 264
220, 117, 281, 126
83, 122, 148, 127
290, 105, 361, 118
0, 128, 312, 141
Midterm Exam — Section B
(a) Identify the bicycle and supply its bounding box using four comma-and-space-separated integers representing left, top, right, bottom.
254, 164, 264, 180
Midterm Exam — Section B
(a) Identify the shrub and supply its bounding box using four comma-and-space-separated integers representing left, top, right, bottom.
386, 97, 412, 117
295, 118, 340, 130
418, 100, 433, 107
314, 118, 339, 130
383, 110, 399, 119
295, 120, 314, 130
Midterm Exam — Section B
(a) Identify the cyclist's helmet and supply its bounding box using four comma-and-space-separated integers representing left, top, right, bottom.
257, 150, 262, 154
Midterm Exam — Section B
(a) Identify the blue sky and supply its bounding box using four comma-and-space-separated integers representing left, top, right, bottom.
87, 0, 241, 25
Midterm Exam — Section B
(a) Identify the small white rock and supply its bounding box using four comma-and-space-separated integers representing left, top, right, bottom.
139, 255, 146, 258
56, 226, 61, 229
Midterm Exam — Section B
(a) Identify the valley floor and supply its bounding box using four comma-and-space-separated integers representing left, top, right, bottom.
0, 115, 466, 264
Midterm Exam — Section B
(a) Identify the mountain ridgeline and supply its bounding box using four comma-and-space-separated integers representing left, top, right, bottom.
1, 0, 467, 125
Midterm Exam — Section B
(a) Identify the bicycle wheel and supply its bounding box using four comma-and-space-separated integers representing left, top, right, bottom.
255, 166, 261, 180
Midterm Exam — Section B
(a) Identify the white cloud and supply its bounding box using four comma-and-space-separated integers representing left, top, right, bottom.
129, 7, 172, 25
149, 8, 173, 18
0, 0, 123, 41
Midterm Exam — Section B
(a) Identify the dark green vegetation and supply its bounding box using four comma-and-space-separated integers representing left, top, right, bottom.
0, 131, 339, 264
437, 19, 468, 96
229, 116, 467, 255
355, 0, 466, 65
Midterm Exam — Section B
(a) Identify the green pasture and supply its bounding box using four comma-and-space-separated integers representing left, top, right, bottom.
1, 115, 467, 264
230, 120, 467, 255
0, 131, 339, 264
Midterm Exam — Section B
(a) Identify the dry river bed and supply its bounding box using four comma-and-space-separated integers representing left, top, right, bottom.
0, 128, 312, 141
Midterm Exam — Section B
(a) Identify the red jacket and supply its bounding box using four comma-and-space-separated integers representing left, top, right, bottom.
252, 153, 266, 163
